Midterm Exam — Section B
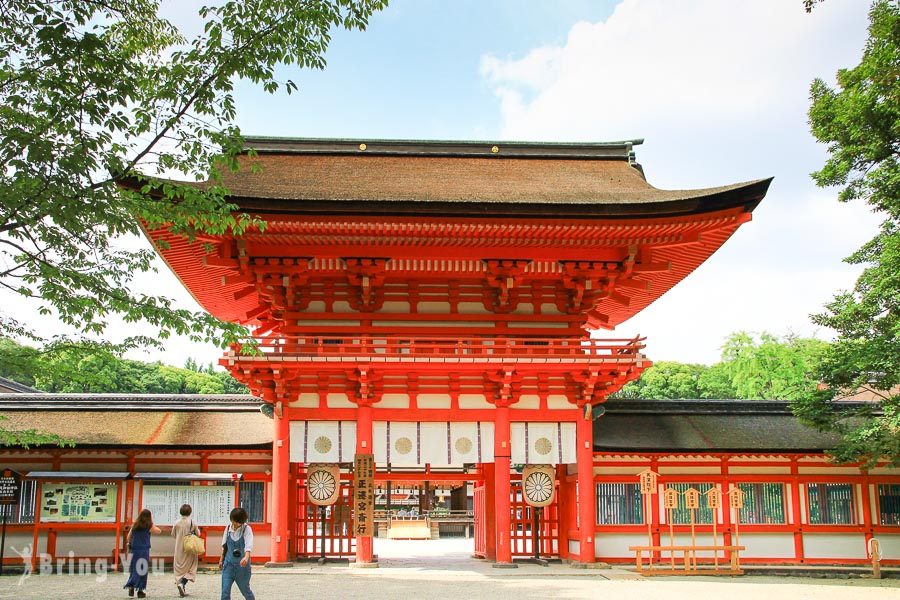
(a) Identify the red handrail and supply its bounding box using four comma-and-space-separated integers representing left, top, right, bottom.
230, 335, 646, 360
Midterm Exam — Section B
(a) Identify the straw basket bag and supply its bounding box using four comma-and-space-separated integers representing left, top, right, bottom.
183, 521, 205, 555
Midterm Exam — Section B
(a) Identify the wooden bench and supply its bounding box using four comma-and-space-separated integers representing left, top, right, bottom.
628, 544, 745, 576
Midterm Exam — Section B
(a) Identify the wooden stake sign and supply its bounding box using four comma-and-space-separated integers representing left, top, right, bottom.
705, 487, 722, 568
637, 469, 658, 568
353, 454, 375, 537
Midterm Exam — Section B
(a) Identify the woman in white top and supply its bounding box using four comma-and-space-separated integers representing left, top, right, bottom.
220, 507, 255, 600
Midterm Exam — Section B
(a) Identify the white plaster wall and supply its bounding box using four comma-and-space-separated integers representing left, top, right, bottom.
739, 533, 796, 559
457, 302, 490, 315
596, 467, 647, 475
728, 466, 791, 475
568, 540, 580, 556
417, 394, 451, 409
546, 395, 570, 410
657, 466, 721, 475
55, 532, 119, 557
332, 301, 353, 313
802, 534, 867, 559
513, 395, 540, 410
670, 533, 719, 558
289, 393, 319, 408
326, 393, 355, 408
381, 301, 413, 313
458, 394, 492, 409
4, 532, 42, 555
875, 534, 900, 560
595, 533, 644, 559
540, 303, 562, 315
374, 393, 409, 409
798, 466, 861, 475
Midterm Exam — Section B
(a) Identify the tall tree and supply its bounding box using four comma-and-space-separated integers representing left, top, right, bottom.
720, 332, 828, 401
794, 0, 900, 466
0, 0, 386, 353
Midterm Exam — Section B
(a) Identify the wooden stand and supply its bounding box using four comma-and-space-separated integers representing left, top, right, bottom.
629, 544, 745, 576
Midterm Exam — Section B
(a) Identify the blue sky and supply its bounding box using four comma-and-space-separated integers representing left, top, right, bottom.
6, 0, 877, 369
234, 1, 620, 140
171, 0, 880, 367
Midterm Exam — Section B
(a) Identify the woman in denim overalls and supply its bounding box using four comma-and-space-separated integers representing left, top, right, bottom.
220, 507, 255, 600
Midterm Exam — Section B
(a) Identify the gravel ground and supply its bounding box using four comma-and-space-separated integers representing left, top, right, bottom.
0, 539, 895, 599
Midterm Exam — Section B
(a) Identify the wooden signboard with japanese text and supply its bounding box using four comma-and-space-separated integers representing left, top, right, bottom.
353, 454, 375, 537
0, 470, 20, 506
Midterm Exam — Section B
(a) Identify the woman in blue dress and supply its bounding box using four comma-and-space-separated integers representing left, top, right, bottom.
124, 509, 161, 598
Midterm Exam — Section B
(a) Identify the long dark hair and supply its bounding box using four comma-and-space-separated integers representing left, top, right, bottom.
133, 509, 153, 531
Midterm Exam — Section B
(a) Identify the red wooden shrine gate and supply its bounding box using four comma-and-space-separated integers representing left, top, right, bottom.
137, 137, 770, 566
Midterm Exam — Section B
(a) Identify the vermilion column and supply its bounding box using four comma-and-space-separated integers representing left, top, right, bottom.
356, 401, 375, 564
576, 409, 596, 563
269, 402, 291, 565
493, 401, 515, 567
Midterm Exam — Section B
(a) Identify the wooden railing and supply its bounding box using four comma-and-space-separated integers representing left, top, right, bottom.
231, 335, 646, 361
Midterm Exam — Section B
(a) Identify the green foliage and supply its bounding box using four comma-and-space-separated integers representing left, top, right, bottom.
614, 361, 706, 400
0, 0, 386, 351
612, 332, 825, 401
0, 415, 73, 449
0, 338, 248, 394
696, 363, 737, 399
801, 0, 900, 466
720, 332, 828, 401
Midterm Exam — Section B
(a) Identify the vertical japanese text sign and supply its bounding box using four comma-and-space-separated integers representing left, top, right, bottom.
353, 454, 375, 537
0, 470, 19, 506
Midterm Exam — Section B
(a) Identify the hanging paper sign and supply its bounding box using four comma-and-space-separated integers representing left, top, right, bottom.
521, 464, 555, 508
353, 454, 375, 537
306, 464, 341, 507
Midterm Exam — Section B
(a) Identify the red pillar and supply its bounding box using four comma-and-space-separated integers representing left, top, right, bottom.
268, 402, 292, 566
789, 459, 805, 563
555, 464, 570, 560
355, 401, 376, 565
483, 462, 497, 561
576, 410, 595, 563
493, 402, 515, 567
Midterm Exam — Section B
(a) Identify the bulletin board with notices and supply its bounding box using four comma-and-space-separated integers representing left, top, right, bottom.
40, 483, 119, 522
141, 485, 235, 525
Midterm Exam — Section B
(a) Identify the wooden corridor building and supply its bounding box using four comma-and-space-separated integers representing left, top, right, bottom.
0, 138, 895, 569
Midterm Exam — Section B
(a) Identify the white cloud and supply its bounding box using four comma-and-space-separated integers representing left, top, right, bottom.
483, 0, 878, 364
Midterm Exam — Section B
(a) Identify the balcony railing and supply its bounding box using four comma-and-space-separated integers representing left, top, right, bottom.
227, 335, 646, 363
